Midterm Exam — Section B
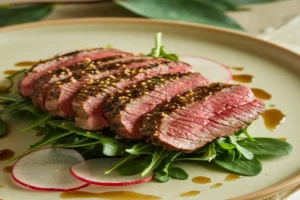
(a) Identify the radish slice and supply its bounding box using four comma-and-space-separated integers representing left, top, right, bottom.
12, 148, 88, 191
70, 159, 153, 186
180, 56, 232, 83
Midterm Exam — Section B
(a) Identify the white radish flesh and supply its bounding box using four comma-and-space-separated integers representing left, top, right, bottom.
12, 148, 88, 191
70, 159, 152, 186
180, 56, 233, 83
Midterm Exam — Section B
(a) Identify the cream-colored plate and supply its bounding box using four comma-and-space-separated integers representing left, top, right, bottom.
0, 18, 299, 200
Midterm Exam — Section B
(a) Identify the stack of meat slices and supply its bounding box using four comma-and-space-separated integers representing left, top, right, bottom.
19, 48, 265, 152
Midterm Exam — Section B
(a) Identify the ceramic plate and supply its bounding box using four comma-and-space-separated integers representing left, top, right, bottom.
0, 18, 299, 200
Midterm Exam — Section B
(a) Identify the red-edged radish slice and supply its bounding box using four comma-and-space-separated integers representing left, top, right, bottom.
12, 148, 88, 191
180, 56, 232, 83
70, 159, 152, 186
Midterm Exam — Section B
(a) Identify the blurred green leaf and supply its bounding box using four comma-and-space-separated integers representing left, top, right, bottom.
0, 4, 54, 27
115, 0, 244, 30
236, 0, 278, 4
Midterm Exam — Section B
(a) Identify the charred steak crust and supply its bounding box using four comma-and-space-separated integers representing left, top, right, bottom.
20, 48, 131, 97
31, 55, 124, 110
72, 60, 192, 131
45, 57, 165, 118
141, 83, 265, 152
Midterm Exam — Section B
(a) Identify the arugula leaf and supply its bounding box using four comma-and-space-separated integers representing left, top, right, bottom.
118, 155, 152, 176
141, 147, 167, 177
154, 171, 170, 182
115, 0, 243, 30
168, 166, 188, 180
48, 120, 103, 140
242, 127, 254, 141
21, 113, 52, 131
105, 154, 138, 174
155, 151, 182, 180
101, 138, 128, 156
213, 157, 262, 176
0, 4, 53, 27
176, 143, 216, 161
236, 0, 278, 4
8, 130, 72, 162
19, 105, 47, 117
229, 135, 254, 160
238, 138, 293, 156
0, 118, 8, 138
216, 138, 236, 150
5, 69, 27, 90
148, 32, 178, 60
0, 100, 30, 115
0, 93, 22, 102
126, 142, 153, 155
225, 149, 235, 162
54, 141, 101, 148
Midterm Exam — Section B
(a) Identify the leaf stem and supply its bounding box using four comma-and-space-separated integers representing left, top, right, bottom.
154, 32, 162, 57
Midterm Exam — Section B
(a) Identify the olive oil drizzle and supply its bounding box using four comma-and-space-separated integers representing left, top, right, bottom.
233, 74, 253, 83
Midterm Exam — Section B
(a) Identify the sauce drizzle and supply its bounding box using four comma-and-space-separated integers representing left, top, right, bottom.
210, 183, 223, 189
192, 176, 211, 184
251, 88, 272, 100
0, 184, 3, 188
15, 61, 39, 67
269, 104, 276, 108
233, 74, 254, 83
60, 191, 161, 200
180, 190, 200, 197
261, 109, 286, 131
230, 67, 244, 71
224, 174, 240, 181
0, 86, 9, 93
0, 149, 15, 161
3, 165, 13, 174
3, 70, 21, 75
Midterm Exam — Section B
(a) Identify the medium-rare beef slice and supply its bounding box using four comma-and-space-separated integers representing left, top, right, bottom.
45, 57, 167, 118
105, 73, 209, 139
141, 83, 265, 152
20, 48, 131, 97
31, 55, 126, 110
72, 60, 192, 131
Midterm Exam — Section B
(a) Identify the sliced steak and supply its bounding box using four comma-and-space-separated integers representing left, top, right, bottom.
72, 60, 192, 131
20, 48, 131, 97
45, 57, 168, 118
105, 73, 209, 139
141, 83, 265, 152
32, 56, 150, 110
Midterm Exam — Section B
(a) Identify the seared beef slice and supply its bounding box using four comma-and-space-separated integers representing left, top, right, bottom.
72, 60, 192, 130
105, 73, 209, 139
141, 83, 265, 152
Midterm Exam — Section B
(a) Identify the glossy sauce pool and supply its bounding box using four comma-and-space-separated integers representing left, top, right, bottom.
14, 61, 39, 67
224, 174, 240, 181
210, 183, 222, 189
192, 176, 211, 184
251, 88, 272, 100
230, 67, 244, 71
261, 109, 286, 131
232, 74, 254, 83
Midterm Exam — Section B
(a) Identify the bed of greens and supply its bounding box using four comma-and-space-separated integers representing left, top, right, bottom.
0, 33, 292, 185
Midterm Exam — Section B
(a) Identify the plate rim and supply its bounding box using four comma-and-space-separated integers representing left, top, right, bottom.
0, 17, 299, 200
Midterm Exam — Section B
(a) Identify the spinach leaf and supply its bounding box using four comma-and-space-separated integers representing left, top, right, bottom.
118, 155, 152, 176
229, 135, 254, 160
126, 142, 153, 155
168, 166, 189, 180
0, 118, 8, 138
154, 171, 170, 182
115, 0, 243, 30
216, 138, 236, 150
238, 138, 293, 156
8, 130, 72, 162
236, 0, 278, 4
225, 149, 235, 162
141, 147, 167, 177
213, 157, 262, 176
242, 127, 254, 141
0, 4, 53, 27
155, 151, 181, 180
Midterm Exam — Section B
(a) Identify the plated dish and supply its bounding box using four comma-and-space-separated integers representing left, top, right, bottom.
0, 18, 299, 200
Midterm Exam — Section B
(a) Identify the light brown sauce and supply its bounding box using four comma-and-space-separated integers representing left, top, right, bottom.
251, 88, 272, 100
224, 174, 240, 181
0, 184, 3, 188
233, 74, 254, 83
3, 165, 13, 174
278, 137, 287, 142
269, 104, 276, 108
192, 176, 211, 184
230, 67, 244, 71
210, 183, 223, 189
3, 70, 20, 75
14, 61, 38, 67
0, 86, 9, 93
261, 109, 286, 131
180, 190, 200, 197
60, 191, 161, 200
0, 149, 15, 161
